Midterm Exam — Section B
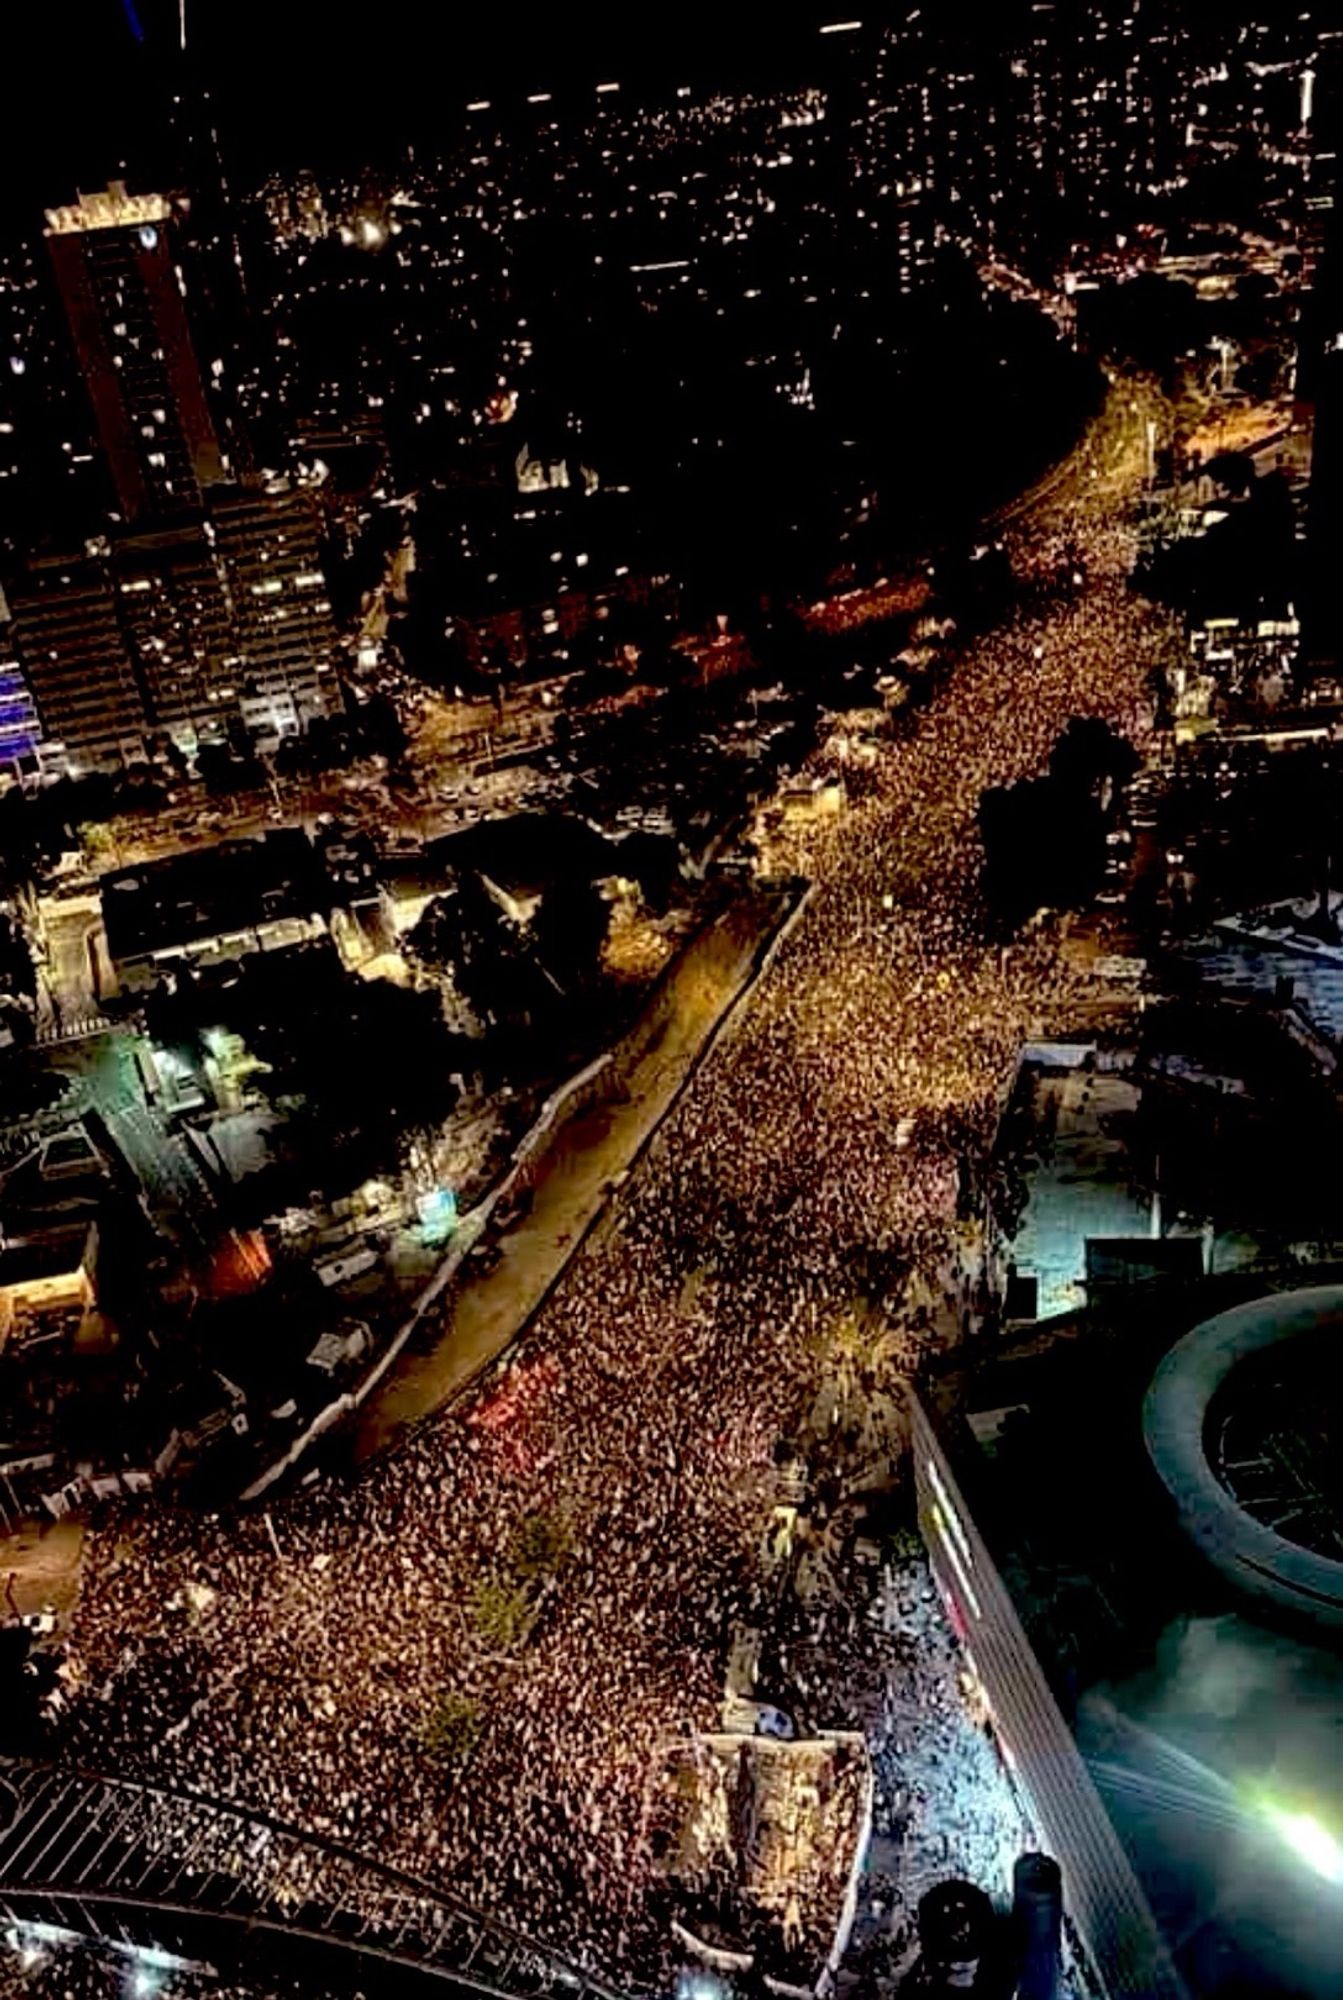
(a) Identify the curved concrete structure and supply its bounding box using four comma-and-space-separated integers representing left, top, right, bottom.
1143, 1285, 1343, 1625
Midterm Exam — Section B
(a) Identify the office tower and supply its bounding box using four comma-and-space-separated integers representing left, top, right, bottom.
0, 655, 41, 781
114, 523, 235, 752
0, 590, 42, 781
45, 180, 226, 522
9, 491, 342, 772
10, 550, 149, 771
1303, 282, 1343, 677
1302, 41, 1343, 673
208, 487, 342, 744
866, 19, 945, 293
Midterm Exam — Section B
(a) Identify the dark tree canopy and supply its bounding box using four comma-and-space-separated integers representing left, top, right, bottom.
980, 777, 1106, 928
408, 875, 545, 1031
0, 1054, 70, 1120
150, 946, 464, 1199
1084, 271, 1201, 370
530, 878, 611, 996
1048, 717, 1140, 797
1202, 450, 1255, 496
196, 742, 265, 796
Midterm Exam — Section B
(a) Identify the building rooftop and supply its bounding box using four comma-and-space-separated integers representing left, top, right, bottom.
919, 1276, 1343, 1999
999, 1025, 1338, 1324
0, 1131, 108, 1235
101, 830, 329, 966
1179, 921, 1343, 1049
44, 182, 171, 237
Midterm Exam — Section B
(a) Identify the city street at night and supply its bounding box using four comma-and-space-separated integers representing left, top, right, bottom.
1, 9, 1339, 1997
59, 374, 1172, 1979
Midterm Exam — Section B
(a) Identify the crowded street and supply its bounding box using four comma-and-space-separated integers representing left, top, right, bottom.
58, 374, 1176, 1984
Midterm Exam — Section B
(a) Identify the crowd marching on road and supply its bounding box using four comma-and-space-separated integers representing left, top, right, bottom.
55, 379, 1177, 1985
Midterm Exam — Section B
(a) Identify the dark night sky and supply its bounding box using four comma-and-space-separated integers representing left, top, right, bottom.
2, 2, 866, 205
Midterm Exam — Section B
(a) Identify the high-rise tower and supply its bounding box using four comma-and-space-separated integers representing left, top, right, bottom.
1301, 38, 1343, 673
10, 549, 149, 771
45, 180, 227, 523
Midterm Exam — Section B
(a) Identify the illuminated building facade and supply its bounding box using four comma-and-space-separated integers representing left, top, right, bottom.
1302, 46, 1343, 673
113, 522, 236, 750
0, 657, 41, 778
207, 487, 341, 745
0, 591, 42, 780
9, 488, 340, 769
45, 181, 226, 522
9, 549, 149, 772
910, 1389, 1185, 2000
0, 658, 41, 779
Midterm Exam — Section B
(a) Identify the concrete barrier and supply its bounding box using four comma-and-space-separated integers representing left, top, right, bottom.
749, 878, 814, 989
242, 881, 810, 1501
239, 1051, 617, 1502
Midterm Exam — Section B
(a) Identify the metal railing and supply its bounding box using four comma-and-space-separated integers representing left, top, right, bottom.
0, 1761, 626, 2000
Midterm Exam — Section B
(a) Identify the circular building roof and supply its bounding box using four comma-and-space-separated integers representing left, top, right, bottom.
1143, 1286, 1343, 1625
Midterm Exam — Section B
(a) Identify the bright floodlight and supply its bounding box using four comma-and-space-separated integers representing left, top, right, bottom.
1265, 1806, 1343, 1884
675, 1975, 727, 2000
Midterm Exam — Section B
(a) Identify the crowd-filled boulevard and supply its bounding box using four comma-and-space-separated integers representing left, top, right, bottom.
60, 375, 1177, 1980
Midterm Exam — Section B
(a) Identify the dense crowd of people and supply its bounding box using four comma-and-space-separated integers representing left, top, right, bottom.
0, 1937, 320, 2000
57, 379, 1176, 1988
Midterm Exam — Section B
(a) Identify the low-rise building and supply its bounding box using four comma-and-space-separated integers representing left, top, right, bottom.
317, 823, 387, 959
447, 569, 678, 673
101, 829, 330, 992
0, 1221, 97, 1345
